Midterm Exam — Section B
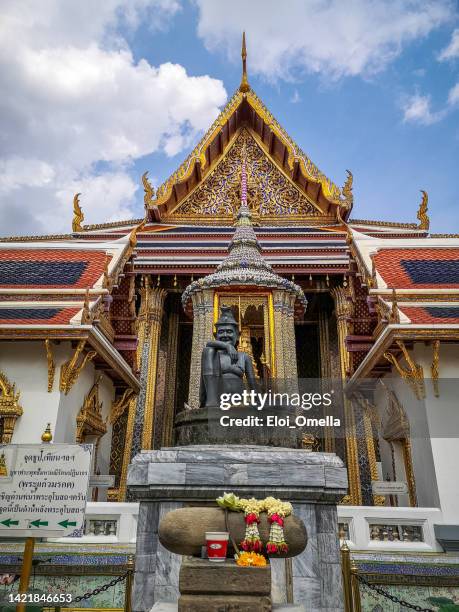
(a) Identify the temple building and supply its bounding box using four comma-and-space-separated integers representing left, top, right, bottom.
1, 36, 459, 611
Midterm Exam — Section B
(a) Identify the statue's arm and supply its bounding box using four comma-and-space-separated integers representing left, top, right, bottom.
206, 340, 229, 350
206, 340, 238, 363
244, 355, 259, 391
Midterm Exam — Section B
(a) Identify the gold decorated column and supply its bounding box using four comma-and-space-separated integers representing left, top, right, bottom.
319, 310, 334, 453
331, 286, 362, 505
141, 284, 167, 449
272, 290, 286, 379
162, 303, 180, 446
129, 278, 167, 453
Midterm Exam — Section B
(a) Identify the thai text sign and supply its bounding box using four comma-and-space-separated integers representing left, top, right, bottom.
0, 444, 92, 537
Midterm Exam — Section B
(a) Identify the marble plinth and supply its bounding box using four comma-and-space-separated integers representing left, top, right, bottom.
127, 445, 347, 612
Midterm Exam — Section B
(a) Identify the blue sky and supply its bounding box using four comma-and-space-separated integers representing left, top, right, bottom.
0, 0, 458, 235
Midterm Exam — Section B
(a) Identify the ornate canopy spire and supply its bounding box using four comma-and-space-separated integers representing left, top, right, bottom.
239, 31, 250, 93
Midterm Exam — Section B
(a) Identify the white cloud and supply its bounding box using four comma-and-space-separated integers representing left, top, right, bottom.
194, 0, 454, 81
448, 83, 459, 105
0, 0, 227, 235
290, 90, 301, 104
402, 94, 445, 125
438, 28, 459, 61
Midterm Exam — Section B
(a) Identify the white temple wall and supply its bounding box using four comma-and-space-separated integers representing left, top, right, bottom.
376, 342, 459, 522
0, 340, 115, 500
0, 340, 59, 443
412, 341, 459, 524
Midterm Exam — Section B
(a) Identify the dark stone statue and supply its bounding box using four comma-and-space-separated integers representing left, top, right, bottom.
200, 306, 258, 407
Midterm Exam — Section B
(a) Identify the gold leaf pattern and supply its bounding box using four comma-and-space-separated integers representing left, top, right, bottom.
171, 130, 318, 219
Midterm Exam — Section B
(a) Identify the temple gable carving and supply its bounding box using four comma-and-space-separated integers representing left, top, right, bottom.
166, 130, 320, 223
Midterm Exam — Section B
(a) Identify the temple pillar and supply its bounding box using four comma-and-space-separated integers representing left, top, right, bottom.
331, 287, 362, 505
272, 290, 286, 379
130, 281, 167, 456
283, 292, 298, 380
187, 289, 214, 409
319, 309, 335, 453
161, 297, 180, 447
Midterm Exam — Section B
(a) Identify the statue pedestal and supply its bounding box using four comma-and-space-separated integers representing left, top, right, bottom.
127, 445, 347, 612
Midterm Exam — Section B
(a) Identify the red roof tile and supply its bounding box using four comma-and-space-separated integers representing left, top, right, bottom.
0, 307, 81, 325
0, 249, 110, 289
374, 249, 459, 289
401, 306, 459, 324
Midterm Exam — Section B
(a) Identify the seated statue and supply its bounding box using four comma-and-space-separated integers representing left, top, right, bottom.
200, 306, 258, 408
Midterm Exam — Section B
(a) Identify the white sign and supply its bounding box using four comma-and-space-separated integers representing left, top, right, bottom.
372, 481, 408, 495
89, 474, 115, 488
0, 444, 92, 537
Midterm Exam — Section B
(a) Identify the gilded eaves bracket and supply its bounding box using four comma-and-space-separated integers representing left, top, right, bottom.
60, 340, 96, 395
383, 340, 425, 400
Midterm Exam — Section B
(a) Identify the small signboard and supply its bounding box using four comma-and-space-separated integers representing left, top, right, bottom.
0, 443, 92, 538
372, 480, 408, 495
89, 474, 115, 488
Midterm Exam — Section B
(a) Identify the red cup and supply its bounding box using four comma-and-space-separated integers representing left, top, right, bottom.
205, 531, 229, 562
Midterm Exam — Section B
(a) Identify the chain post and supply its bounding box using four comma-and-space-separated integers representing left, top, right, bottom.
124, 554, 135, 612
340, 541, 353, 612
350, 558, 362, 612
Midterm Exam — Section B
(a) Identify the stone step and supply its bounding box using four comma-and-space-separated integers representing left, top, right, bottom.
150, 603, 307, 612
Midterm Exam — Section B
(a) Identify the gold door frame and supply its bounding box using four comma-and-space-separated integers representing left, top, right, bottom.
213, 290, 276, 377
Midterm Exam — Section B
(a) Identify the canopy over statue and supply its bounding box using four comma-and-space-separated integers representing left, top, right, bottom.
200, 306, 258, 408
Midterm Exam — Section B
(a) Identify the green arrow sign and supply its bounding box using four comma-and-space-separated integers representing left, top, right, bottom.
29, 519, 48, 528
1, 518, 19, 527
58, 519, 77, 529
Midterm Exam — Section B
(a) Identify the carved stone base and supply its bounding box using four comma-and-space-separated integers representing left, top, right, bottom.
174, 404, 299, 447
128, 445, 347, 612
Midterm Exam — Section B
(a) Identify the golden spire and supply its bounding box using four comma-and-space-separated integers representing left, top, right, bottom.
72, 193, 84, 232
239, 31, 250, 93
417, 189, 430, 231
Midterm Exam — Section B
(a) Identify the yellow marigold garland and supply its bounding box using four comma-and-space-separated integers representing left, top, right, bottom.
236, 551, 267, 567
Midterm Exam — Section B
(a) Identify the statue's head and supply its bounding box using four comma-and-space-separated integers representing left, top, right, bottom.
214, 306, 239, 346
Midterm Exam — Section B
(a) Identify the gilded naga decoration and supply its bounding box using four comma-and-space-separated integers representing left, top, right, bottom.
417, 190, 429, 231
72, 192, 84, 232
60, 340, 97, 395
142, 171, 155, 211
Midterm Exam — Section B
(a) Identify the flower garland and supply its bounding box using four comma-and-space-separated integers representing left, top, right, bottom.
216, 492, 293, 556
239, 498, 263, 552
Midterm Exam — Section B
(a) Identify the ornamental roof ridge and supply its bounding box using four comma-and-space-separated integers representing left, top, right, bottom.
153, 86, 345, 211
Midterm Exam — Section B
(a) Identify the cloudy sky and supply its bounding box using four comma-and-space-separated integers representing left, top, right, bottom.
0, 0, 458, 236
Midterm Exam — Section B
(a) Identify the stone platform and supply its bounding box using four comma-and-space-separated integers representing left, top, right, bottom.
127, 445, 347, 612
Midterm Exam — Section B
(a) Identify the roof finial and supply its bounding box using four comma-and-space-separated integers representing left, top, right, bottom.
239, 32, 250, 93
417, 189, 429, 231
72, 193, 84, 232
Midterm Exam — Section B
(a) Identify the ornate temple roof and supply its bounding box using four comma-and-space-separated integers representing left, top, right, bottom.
182, 155, 307, 307
139, 36, 353, 226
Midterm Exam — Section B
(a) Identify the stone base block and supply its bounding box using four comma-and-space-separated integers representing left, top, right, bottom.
151, 604, 306, 612
178, 594, 272, 612
179, 557, 271, 596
